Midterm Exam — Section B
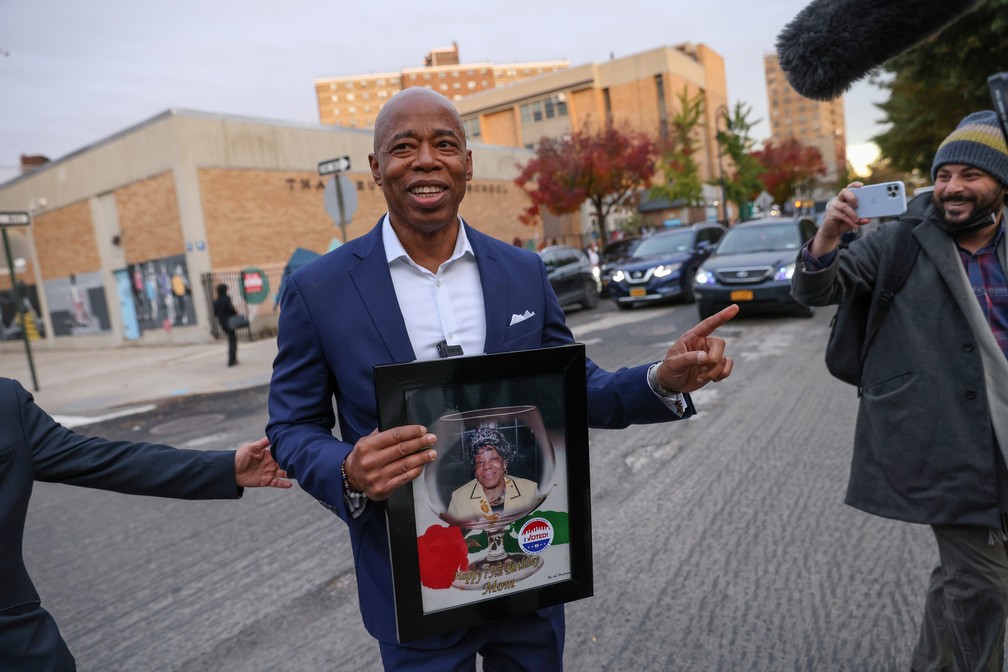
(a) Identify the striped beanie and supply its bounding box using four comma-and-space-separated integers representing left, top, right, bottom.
931, 110, 1008, 187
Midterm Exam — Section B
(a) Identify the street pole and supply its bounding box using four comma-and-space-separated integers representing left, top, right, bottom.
335, 175, 348, 243
2, 227, 39, 390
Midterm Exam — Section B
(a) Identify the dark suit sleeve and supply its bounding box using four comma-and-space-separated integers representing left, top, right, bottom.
265, 276, 356, 520
533, 257, 692, 428
7, 379, 239, 500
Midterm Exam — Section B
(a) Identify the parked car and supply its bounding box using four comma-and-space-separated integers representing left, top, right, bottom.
597, 237, 642, 297
537, 245, 600, 310
692, 216, 820, 320
606, 223, 726, 309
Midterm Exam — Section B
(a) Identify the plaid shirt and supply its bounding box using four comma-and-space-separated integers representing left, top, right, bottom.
957, 222, 1008, 358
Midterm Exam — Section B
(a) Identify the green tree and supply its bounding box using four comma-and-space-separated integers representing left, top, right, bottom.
650, 87, 706, 208
871, 0, 1008, 174
716, 102, 764, 221
514, 123, 659, 244
751, 138, 827, 206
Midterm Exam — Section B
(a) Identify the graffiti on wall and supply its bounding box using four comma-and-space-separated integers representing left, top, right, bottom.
126, 254, 197, 331
44, 271, 112, 337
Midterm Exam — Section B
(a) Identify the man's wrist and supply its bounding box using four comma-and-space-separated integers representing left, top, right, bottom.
342, 459, 366, 515
647, 363, 688, 417
647, 361, 676, 395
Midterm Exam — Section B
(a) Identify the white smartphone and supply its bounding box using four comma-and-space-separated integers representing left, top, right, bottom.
853, 181, 907, 218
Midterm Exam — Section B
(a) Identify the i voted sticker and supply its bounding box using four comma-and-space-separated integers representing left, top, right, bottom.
517, 517, 554, 555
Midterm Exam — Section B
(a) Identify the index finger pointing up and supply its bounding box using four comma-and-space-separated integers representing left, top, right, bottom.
684, 304, 739, 340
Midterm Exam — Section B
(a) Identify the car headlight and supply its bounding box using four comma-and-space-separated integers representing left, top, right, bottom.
773, 262, 796, 281
592, 266, 601, 280
652, 262, 681, 278
694, 267, 715, 285
612, 270, 626, 283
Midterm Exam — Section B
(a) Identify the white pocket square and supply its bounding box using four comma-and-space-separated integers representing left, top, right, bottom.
509, 310, 535, 326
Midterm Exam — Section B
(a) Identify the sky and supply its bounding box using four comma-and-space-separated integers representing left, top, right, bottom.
0, 0, 888, 185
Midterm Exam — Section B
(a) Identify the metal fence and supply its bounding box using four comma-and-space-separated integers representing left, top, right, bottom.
200, 263, 286, 344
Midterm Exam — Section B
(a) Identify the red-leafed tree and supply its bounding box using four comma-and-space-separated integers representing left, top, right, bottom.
514, 123, 658, 244
751, 138, 827, 206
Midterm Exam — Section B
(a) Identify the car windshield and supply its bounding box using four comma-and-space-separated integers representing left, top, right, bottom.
631, 231, 695, 257
602, 239, 639, 260
716, 223, 801, 254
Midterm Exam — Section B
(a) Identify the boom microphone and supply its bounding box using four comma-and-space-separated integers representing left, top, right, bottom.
775, 0, 979, 101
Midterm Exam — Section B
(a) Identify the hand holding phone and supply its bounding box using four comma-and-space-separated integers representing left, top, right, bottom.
853, 181, 907, 219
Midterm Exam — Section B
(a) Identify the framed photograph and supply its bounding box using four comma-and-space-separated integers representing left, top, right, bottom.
375, 343, 592, 643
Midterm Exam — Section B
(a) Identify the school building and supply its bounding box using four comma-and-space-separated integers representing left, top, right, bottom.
0, 109, 533, 348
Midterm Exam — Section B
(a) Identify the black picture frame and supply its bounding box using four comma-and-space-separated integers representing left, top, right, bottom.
374, 344, 592, 643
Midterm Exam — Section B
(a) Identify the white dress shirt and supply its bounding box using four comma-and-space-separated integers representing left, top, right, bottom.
382, 216, 486, 361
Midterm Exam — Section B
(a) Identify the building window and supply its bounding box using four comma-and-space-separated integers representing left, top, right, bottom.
463, 118, 481, 139
467, 81, 476, 90
603, 88, 612, 123
331, 94, 339, 102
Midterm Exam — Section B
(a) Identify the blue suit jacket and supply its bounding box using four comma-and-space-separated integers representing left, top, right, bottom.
0, 377, 241, 668
266, 219, 693, 647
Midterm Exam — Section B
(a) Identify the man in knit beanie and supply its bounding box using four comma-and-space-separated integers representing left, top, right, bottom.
792, 110, 1008, 672
930, 110, 1008, 236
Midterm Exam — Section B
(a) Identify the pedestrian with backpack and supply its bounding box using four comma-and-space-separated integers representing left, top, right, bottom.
792, 110, 1008, 672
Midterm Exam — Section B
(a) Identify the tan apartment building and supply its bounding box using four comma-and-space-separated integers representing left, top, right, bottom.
452, 43, 730, 234
764, 53, 847, 187
315, 42, 568, 129
0, 110, 533, 348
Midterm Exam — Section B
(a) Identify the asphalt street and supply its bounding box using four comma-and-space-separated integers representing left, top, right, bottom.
22, 300, 940, 671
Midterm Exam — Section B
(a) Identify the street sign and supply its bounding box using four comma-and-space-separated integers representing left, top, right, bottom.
241, 267, 271, 305
0, 211, 31, 227
324, 175, 358, 222
317, 155, 351, 176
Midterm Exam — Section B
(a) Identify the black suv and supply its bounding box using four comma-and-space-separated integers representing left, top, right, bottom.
537, 245, 600, 310
692, 217, 820, 319
606, 223, 726, 308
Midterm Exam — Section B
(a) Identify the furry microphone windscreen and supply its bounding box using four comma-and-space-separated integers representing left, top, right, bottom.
775, 0, 979, 101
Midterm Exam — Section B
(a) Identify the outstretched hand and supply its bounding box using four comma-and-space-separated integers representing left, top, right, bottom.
234, 437, 292, 489
655, 304, 739, 394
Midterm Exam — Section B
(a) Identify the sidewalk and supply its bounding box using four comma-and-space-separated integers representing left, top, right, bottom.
0, 337, 277, 425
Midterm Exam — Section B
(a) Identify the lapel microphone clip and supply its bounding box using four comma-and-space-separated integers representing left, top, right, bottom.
437, 340, 464, 358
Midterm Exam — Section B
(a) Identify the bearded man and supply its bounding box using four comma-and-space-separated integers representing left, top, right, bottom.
792, 110, 1008, 671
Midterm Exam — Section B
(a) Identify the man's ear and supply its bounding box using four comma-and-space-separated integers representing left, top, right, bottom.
368, 153, 382, 186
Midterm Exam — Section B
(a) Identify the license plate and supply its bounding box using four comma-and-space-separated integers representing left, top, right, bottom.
630, 288, 647, 297
730, 290, 754, 301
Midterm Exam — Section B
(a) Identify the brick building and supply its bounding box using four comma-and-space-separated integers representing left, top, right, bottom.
764, 53, 847, 188
0, 109, 533, 347
315, 42, 568, 129
453, 43, 730, 235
